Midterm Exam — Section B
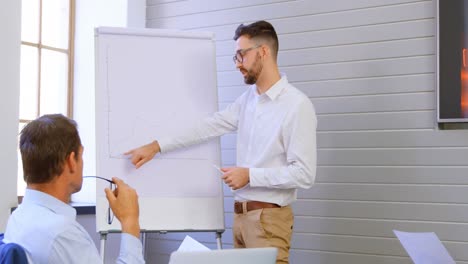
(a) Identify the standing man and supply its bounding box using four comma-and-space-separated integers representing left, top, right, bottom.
126, 20, 316, 263
4, 114, 145, 264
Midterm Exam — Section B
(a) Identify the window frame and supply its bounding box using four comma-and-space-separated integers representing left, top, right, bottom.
18, 0, 76, 195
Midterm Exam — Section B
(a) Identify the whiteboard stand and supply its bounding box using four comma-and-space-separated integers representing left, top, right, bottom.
99, 230, 224, 262
216, 230, 223, 249
141, 232, 147, 260
100, 232, 107, 262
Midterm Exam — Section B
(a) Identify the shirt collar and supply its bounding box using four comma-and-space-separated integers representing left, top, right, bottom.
254, 74, 288, 101
22, 189, 77, 219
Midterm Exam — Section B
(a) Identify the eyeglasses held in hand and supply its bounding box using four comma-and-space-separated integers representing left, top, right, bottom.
83, 176, 115, 225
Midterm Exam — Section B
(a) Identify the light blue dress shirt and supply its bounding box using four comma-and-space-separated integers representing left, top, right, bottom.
4, 189, 144, 264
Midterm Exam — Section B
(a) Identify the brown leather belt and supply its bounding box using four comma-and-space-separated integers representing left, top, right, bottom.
234, 201, 280, 214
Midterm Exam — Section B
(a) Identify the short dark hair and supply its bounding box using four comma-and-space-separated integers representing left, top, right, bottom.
233, 20, 279, 60
20, 114, 82, 184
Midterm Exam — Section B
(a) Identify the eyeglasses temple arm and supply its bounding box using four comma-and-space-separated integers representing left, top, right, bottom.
83, 176, 115, 184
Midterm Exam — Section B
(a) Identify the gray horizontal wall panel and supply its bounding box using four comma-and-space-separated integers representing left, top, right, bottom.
220, 98, 435, 127
293, 216, 468, 241
292, 200, 468, 222
211, 148, 468, 166
224, 197, 468, 223
216, 19, 434, 55
284, 56, 435, 83
217, 74, 434, 102
146, 253, 170, 264
299, 183, 468, 203
290, 250, 412, 264
147, 0, 178, 5
147, 0, 428, 30
217, 56, 434, 87
183, 0, 434, 42
220, 134, 235, 149
167, 1, 434, 46
317, 111, 434, 131
147, 0, 287, 19
281, 19, 434, 50
273, 1, 433, 38
292, 234, 468, 261
222, 184, 234, 197
291, 234, 403, 256
311, 92, 434, 114
217, 86, 244, 103
223, 129, 468, 150
218, 102, 229, 111
145, 238, 180, 256
221, 149, 235, 165
298, 74, 434, 98
318, 148, 468, 166
444, 243, 468, 262
147, 239, 181, 264
216, 37, 435, 71
280, 37, 434, 67
318, 130, 468, 148
315, 166, 468, 184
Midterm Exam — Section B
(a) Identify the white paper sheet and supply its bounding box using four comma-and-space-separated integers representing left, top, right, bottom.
393, 230, 455, 264
177, 235, 211, 252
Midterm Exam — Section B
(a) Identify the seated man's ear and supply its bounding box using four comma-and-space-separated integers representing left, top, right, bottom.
67, 152, 77, 173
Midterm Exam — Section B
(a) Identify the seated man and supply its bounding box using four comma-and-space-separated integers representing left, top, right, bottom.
4, 114, 144, 264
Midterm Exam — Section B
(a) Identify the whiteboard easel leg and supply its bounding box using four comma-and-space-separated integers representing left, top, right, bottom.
141, 232, 147, 261
216, 231, 223, 249
100, 232, 107, 262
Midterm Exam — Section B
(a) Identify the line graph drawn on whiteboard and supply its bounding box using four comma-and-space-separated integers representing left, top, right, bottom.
100, 51, 221, 198
102, 103, 220, 198
107, 110, 208, 161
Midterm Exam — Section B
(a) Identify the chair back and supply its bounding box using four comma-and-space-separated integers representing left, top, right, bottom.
0, 233, 28, 264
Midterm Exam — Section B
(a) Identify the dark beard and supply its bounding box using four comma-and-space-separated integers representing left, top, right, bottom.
244, 73, 257, 85
243, 53, 263, 85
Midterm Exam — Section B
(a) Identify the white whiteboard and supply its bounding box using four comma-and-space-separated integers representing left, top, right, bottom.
94, 27, 224, 233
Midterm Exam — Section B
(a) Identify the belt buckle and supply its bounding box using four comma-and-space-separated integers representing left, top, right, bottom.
234, 202, 242, 214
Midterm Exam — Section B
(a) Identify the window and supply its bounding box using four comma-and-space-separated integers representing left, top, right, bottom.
18, 0, 75, 195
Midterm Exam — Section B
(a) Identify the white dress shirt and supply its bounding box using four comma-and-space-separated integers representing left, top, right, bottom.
158, 75, 317, 206
4, 189, 145, 264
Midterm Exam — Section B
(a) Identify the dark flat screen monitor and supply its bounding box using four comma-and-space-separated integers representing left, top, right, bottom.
438, 0, 468, 122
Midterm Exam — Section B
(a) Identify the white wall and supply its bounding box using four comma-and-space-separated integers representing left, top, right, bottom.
0, 0, 21, 232
72, 0, 145, 203
144, 0, 468, 263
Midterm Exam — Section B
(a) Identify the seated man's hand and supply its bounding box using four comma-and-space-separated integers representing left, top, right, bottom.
105, 177, 140, 238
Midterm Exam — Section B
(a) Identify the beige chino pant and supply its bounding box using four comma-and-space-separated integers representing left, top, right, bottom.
233, 205, 294, 264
